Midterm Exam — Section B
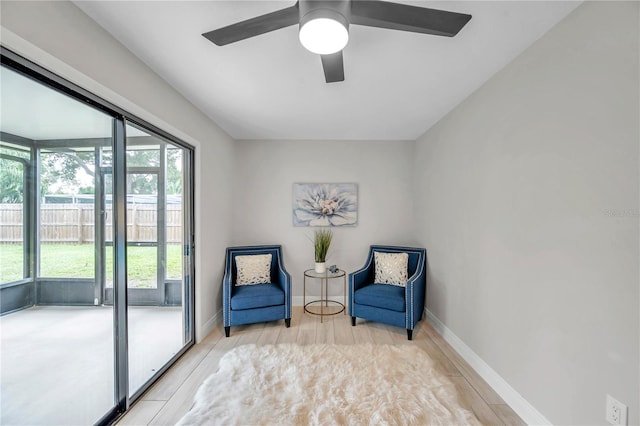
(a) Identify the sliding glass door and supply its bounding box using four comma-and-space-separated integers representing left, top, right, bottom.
0, 49, 195, 425
125, 123, 191, 396
0, 65, 116, 425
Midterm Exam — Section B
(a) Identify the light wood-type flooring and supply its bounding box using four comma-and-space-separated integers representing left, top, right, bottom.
117, 307, 526, 425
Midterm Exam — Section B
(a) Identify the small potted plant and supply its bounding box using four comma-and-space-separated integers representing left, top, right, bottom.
314, 228, 332, 273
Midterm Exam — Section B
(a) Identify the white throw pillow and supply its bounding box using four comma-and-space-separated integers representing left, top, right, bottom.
374, 252, 409, 287
235, 254, 272, 286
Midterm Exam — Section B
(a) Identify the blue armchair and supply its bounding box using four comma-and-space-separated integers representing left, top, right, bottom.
223, 245, 292, 337
349, 245, 426, 340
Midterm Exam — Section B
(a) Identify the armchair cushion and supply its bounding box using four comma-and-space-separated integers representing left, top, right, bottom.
230, 283, 284, 310
235, 254, 272, 285
374, 251, 408, 286
354, 283, 405, 312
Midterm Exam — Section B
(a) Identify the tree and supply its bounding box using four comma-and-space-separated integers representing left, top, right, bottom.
0, 158, 24, 203
40, 150, 95, 195
125, 147, 183, 195
166, 148, 183, 195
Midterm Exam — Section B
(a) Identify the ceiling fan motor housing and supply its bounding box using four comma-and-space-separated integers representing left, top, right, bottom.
299, 0, 351, 32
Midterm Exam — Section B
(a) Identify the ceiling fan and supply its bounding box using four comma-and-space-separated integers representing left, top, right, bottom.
202, 0, 471, 83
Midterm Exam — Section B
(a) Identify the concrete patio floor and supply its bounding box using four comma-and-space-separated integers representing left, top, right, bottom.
0, 305, 183, 426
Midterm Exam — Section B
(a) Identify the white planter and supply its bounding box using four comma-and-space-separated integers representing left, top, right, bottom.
314, 262, 326, 274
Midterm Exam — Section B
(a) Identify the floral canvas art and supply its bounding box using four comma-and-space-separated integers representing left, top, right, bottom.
293, 183, 358, 227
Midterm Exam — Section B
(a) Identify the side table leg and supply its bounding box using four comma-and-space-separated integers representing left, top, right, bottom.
320, 275, 324, 323
325, 272, 329, 308
343, 274, 346, 315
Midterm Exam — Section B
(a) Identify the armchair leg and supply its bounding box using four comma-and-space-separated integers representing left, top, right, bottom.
351, 316, 356, 326
224, 326, 230, 338
285, 318, 291, 328
407, 329, 413, 341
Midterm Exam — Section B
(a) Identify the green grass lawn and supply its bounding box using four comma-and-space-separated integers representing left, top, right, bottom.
0, 243, 183, 287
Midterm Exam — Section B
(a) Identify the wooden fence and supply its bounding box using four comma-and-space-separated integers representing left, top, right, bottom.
0, 203, 183, 243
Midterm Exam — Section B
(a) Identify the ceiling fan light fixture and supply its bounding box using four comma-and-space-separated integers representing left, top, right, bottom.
299, 10, 349, 55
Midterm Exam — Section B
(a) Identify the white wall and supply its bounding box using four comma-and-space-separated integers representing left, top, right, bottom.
3, 2, 638, 424
233, 140, 417, 300
0, 1, 236, 341
414, 2, 639, 425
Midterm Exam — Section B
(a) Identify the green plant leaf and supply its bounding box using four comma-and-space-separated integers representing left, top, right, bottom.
314, 228, 332, 262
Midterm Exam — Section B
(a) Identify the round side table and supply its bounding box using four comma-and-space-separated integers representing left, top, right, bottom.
303, 269, 347, 323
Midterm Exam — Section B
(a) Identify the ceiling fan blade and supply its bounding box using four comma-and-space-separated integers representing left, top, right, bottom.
321, 51, 345, 83
351, 1, 471, 37
202, 4, 299, 46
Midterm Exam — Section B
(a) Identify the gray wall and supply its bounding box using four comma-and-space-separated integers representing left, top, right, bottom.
233, 140, 417, 298
0, 1, 236, 340
414, 2, 639, 424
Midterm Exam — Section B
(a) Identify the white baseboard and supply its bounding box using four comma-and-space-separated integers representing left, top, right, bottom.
197, 309, 221, 343
425, 309, 551, 426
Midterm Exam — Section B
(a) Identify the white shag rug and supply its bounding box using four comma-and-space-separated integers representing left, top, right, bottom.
177, 344, 482, 426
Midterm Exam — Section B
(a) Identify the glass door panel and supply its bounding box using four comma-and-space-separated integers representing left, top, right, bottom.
102, 170, 114, 290
0, 65, 115, 425
125, 123, 187, 396
166, 147, 183, 282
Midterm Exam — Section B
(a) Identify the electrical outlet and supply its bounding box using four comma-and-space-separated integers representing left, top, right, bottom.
606, 395, 628, 425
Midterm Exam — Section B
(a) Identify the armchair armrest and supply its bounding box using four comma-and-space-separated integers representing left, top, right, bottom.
405, 258, 426, 330
222, 256, 234, 327
275, 257, 291, 291
348, 257, 374, 317
223, 270, 233, 291
276, 268, 291, 296
275, 254, 292, 319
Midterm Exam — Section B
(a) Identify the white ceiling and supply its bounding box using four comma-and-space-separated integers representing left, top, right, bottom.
74, 1, 580, 141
